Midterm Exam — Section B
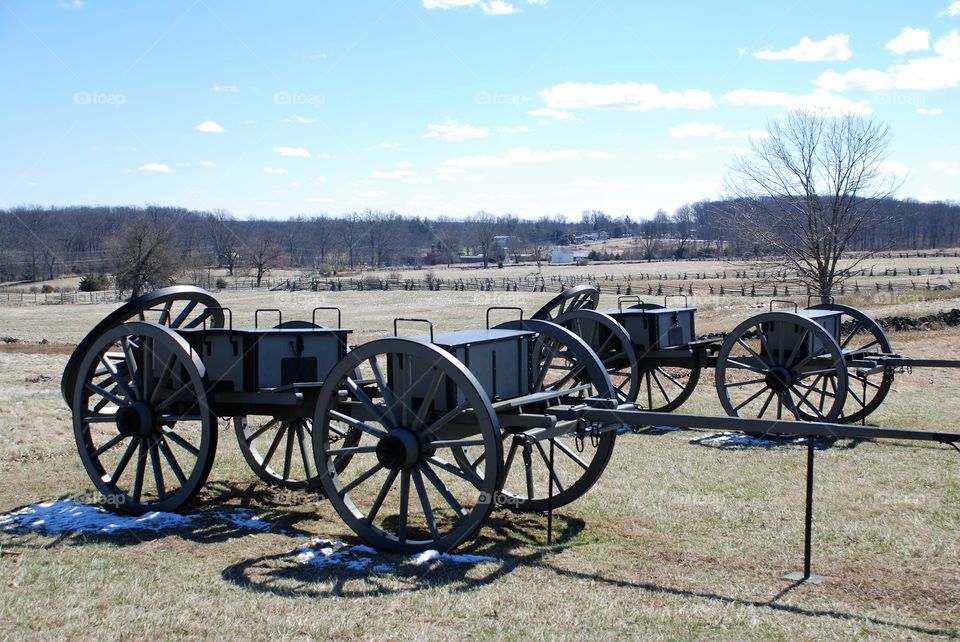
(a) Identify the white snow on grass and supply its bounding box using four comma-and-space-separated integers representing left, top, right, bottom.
690, 432, 809, 448
293, 538, 498, 574
0, 499, 274, 535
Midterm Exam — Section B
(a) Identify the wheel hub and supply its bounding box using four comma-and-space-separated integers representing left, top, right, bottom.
115, 402, 156, 438
376, 429, 421, 470
764, 366, 793, 392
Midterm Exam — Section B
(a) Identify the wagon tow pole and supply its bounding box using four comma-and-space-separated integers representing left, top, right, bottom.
540, 402, 960, 583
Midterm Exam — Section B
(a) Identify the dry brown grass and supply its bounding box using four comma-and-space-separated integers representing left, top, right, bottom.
1, 259, 959, 639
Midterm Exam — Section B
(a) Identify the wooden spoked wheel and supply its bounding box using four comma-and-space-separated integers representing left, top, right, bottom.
808, 303, 894, 423
531, 285, 600, 321
555, 309, 639, 404
485, 319, 618, 513
72, 322, 217, 513
636, 362, 702, 412
715, 312, 849, 427
312, 338, 503, 553
62, 286, 224, 409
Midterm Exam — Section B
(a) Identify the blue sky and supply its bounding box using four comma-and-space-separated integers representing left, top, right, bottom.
1, 0, 959, 220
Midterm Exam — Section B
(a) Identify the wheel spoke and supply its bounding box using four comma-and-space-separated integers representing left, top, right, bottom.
149, 437, 166, 501
260, 422, 288, 469
98, 354, 137, 401
157, 436, 187, 485
424, 400, 471, 436
346, 379, 394, 431
93, 433, 127, 457
736, 337, 770, 368
366, 468, 399, 524
412, 469, 440, 543
725, 358, 766, 374
110, 437, 139, 483
340, 462, 384, 494
328, 410, 388, 438
784, 328, 809, 368
733, 384, 769, 411
170, 300, 199, 328
427, 456, 482, 487
367, 356, 401, 426
282, 422, 296, 480
552, 438, 589, 470
397, 471, 410, 543
162, 427, 200, 457
757, 390, 776, 418
420, 463, 467, 516
120, 337, 143, 400
244, 418, 280, 443
415, 368, 445, 426
535, 441, 565, 493
132, 440, 148, 502
295, 422, 314, 480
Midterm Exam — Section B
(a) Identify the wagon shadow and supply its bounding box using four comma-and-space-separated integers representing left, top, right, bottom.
537, 561, 958, 639
220, 511, 586, 599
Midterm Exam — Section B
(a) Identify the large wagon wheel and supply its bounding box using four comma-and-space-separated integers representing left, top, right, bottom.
531, 285, 600, 321
312, 338, 503, 553
234, 320, 360, 490
62, 286, 224, 409
808, 303, 894, 423
555, 309, 639, 404
715, 312, 848, 425
71, 322, 217, 513
484, 319, 617, 513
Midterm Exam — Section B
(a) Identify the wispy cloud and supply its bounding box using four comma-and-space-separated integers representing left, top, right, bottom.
263, 167, 288, 174
195, 120, 225, 133
138, 163, 172, 173
753, 34, 851, 62
722, 89, 870, 115
274, 146, 311, 157
59, 0, 83, 9
540, 82, 713, 111
422, 0, 540, 14
528, 107, 574, 121
424, 121, 488, 142
211, 84, 238, 93
443, 146, 606, 168
669, 122, 767, 139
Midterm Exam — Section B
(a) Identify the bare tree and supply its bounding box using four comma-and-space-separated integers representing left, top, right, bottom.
726, 110, 903, 299
636, 214, 663, 262
248, 237, 283, 287
107, 215, 179, 298
672, 204, 695, 259
207, 209, 241, 276
467, 211, 500, 268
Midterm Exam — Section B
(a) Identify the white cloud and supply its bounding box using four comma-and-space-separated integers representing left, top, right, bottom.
377, 142, 399, 149
930, 161, 960, 173
917, 107, 944, 115
274, 146, 311, 158
197, 160, 216, 167
669, 122, 768, 139
137, 163, 172, 173
886, 28, 930, 55
541, 82, 714, 111
443, 146, 607, 168
753, 34, 851, 62
722, 89, 871, 115
424, 121, 489, 142
263, 167, 288, 174
59, 0, 83, 8
879, 160, 910, 177
396, 161, 413, 168
497, 125, 531, 134
528, 107, 575, 121
815, 31, 960, 92
373, 162, 416, 180
195, 120, 225, 133
483, 1, 518, 14
422, 0, 537, 13
945, 1, 960, 16
211, 84, 238, 93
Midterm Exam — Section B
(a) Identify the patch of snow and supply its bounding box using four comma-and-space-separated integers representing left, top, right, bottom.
690, 431, 807, 448
0, 499, 274, 535
209, 508, 273, 532
292, 539, 498, 574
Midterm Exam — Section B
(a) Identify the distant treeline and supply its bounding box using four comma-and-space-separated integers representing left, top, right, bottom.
0, 197, 958, 284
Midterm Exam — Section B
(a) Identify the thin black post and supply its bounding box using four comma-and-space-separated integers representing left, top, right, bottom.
803, 436, 815, 579
547, 438, 555, 545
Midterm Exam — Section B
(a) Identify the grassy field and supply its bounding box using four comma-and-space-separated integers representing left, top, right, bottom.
1, 258, 959, 639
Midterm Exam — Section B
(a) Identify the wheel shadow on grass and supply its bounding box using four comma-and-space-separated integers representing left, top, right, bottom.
220, 510, 586, 599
